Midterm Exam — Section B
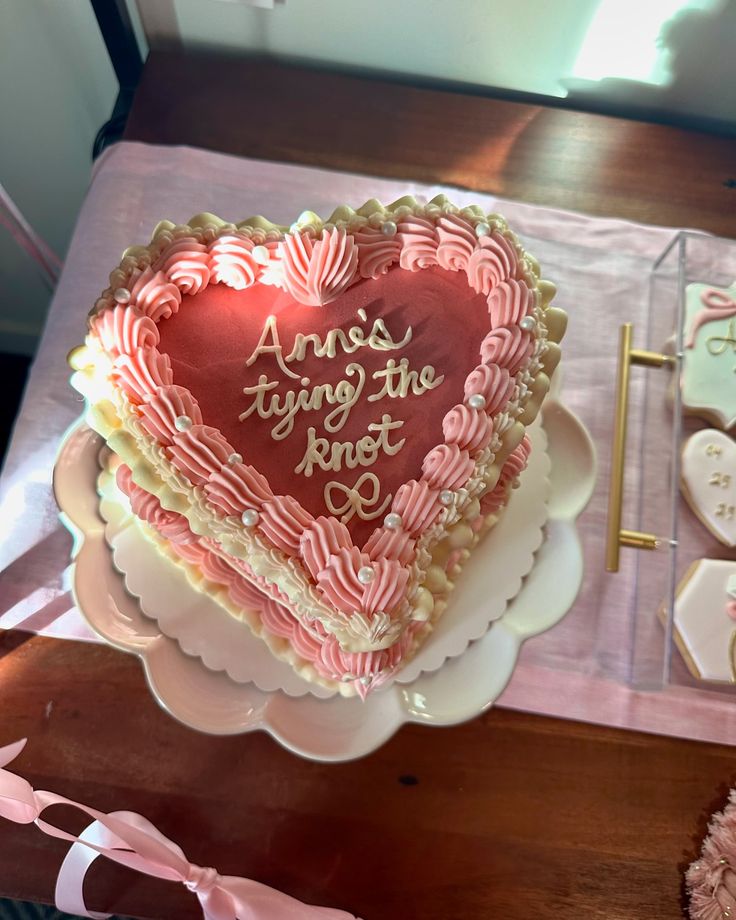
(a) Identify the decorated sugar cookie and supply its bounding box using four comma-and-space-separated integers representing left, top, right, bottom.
681, 282, 736, 430
671, 559, 736, 683
681, 429, 736, 547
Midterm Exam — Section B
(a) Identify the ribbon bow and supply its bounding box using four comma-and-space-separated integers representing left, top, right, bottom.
686, 287, 736, 349
0, 739, 360, 920
324, 472, 392, 523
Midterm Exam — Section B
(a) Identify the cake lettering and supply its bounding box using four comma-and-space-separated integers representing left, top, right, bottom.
706, 319, 736, 358
295, 414, 405, 477
240, 363, 367, 439
368, 357, 444, 401
244, 311, 412, 378
686, 289, 736, 349
241, 310, 443, 515
681, 429, 736, 547
324, 472, 393, 523
287, 316, 412, 361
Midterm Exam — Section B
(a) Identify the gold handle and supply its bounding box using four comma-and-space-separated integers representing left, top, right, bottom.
605, 324, 673, 572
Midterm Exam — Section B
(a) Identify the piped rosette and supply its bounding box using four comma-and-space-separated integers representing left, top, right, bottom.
69, 194, 565, 698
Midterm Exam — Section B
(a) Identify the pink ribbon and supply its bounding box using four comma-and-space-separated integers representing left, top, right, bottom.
686, 288, 736, 348
0, 739, 361, 920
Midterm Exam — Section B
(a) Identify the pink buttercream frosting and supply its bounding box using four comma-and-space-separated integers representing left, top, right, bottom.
314, 628, 421, 696
352, 226, 401, 279
128, 266, 182, 322
279, 227, 358, 306
116, 464, 195, 544
316, 633, 406, 680
363, 526, 415, 566
92, 304, 159, 356
317, 547, 408, 615
208, 233, 259, 290
466, 231, 518, 295
442, 404, 493, 454
397, 215, 438, 271
138, 385, 203, 445
157, 237, 211, 296
199, 550, 240, 584
421, 443, 474, 490
435, 213, 477, 272
204, 462, 273, 516
258, 597, 297, 639
361, 558, 409, 616
391, 480, 442, 536
167, 425, 233, 486
171, 540, 207, 566
480, 435, 532, 514
488, 278, 535, 329
112, 348, 173, 404
463, 364, 514, 415
299, 516, 353, 581
480, 326, 533, 376
259, 495, 315, 554
315, 546, 372, 612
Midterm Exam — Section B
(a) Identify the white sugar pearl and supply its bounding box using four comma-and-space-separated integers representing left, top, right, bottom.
360, 676, 371, 686
227, 452, 243, 466
475, 222, 490, 238
174, 415, 192, 432
113, 287, 131, 304
252, 245, 270, 265
357, 565, 375, 584
241, 509, 259, 527
467, 393, 486, 410
520, 316, 536, 332
384, 512, 403, 530
439, 490, 455, 506
381, 220, 397, 237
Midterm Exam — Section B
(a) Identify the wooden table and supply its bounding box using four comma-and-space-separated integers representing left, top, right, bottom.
2, 51, 736, 920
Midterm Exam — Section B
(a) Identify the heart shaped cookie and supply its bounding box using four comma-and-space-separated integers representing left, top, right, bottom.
70, 195, 565, 697
681, 429, 736, 547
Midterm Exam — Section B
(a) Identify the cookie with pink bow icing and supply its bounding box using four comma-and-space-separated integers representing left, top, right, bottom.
682, 281, 736, 430
69, 195, 565, 697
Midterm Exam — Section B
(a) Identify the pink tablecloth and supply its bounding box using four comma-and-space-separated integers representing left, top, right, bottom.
2, 140, 735, 745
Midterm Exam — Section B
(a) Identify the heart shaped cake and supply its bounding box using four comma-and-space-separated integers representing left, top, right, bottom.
70, 195, 565, 697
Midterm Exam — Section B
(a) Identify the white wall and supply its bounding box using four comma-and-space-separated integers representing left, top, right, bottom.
171, 0, 600, 99
0, 0, 116, 354
169, 0, 732, 126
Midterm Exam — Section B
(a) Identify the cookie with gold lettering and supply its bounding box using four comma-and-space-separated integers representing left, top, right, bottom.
670, 559, 736, 683
681, 282, 736, 430
68, 195, 565, 697
681, 429, 736, 546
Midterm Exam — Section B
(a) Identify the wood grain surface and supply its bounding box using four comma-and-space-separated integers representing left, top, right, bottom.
1, 628, 734, 920
1, 50, 735, 920
125, 52, 736, 237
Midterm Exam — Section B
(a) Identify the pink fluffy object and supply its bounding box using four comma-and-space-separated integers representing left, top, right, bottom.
687, 790, 736, 919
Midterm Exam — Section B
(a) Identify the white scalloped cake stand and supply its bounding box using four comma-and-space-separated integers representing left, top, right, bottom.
54, 395, 595, 761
